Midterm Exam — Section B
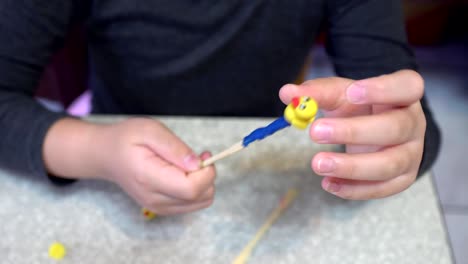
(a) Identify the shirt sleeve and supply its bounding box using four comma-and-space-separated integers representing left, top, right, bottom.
324, 0, 441, 176
0, 0, 75, 183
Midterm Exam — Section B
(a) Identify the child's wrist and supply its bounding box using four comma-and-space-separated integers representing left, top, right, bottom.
43, 118, 108, 180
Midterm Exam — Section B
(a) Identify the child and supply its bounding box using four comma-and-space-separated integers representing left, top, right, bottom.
0, 0, 439, 215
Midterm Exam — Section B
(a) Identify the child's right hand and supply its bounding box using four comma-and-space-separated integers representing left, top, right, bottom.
43, 118, 216, 215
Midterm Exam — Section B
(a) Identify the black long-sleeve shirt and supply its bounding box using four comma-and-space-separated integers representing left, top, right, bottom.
0, 0, 440, 182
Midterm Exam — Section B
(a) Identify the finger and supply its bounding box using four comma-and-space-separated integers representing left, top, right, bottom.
142, 120, 201, 172
321, 173, 417, 200
346, 70, 424, 106
279, 77, 353, 111
310, 107, 418, 145
152, 199, 214, 216
184, 165, 216, 200
148, 186, 215, 207
312, 142, 421, 181
197, 186, 215, 203
279, 70, 423, 109
139, 155, 216, 201
146, 192, 186, 206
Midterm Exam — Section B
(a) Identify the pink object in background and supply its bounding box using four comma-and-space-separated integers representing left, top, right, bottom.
67, 90, 91, 117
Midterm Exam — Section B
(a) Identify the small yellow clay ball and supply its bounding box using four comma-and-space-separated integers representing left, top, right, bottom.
142, 208, 157, 220
49, 242, 66, 260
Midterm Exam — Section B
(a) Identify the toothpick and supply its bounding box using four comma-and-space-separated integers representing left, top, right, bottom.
201, 141, 244, 167
232, 189, 299, 264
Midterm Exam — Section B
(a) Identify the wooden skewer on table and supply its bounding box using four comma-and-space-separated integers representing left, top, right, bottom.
232, 189, 299, 264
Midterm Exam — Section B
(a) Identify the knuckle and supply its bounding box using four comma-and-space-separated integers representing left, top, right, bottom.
392, 116, 412, 142
346, 159, 359, 180
420, 112, 427, 132
408, 143, 424, 169
385, 160, 400, 179
402, 172, 417, 187
389, 121, 403, 142
408, 110, 420, 130
407, 172, 418, 185
384, 152, 406, 179
408, 103, 421, 120
400, 147, 415, 173
402, 108, 424, 141
394, 173, 417, 195
372, 81, 387, 101
343, 124, 358, 143
409, 71, 425, 97
374, 80, 386, 93
413, 105, 427, 133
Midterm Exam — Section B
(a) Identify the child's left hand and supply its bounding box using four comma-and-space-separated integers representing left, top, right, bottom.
279, 70, 426, 200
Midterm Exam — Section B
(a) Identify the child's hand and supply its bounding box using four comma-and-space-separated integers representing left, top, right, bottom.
279, 70, 426, 200
100, 118, 216, 215
44, 118, 216, 215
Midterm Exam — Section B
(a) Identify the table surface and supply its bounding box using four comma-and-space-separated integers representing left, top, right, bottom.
0, 117, 453, 264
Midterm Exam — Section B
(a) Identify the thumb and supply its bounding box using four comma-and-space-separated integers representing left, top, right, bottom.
143, 121, 201, 172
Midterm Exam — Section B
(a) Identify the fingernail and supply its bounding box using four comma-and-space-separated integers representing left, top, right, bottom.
317, 158, 336, 173
326, 180, 341, 193
200, 151, 212, 161
313, 123, 333, 143
184, 153, 201, 171
347, 83, 366, 104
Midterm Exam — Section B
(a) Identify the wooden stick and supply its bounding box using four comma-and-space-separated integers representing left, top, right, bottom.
201, 141, 244, 167
232, 189, 299, 264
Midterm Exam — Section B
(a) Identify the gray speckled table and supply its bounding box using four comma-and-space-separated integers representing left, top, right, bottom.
0, 117, 453, 264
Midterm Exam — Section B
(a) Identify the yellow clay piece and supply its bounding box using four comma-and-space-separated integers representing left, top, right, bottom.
284, 96, 318, 129
48, 242, 66, 260
142, 208, 157, 220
